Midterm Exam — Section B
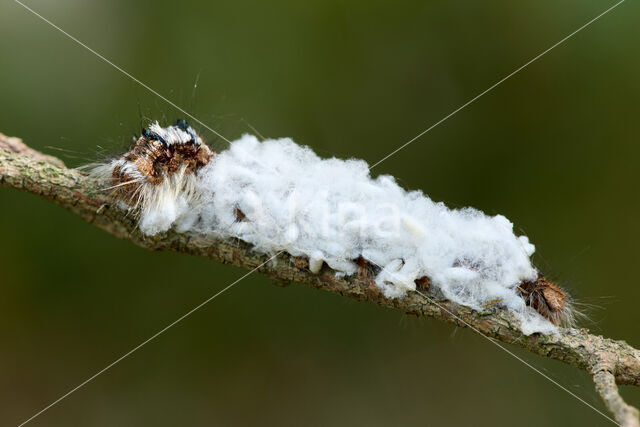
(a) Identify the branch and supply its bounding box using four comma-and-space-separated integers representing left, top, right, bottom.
1, 132, 639, 426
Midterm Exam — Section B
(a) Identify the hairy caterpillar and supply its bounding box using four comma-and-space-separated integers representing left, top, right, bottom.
92, 120, 576, 334
92, 120, 214, 235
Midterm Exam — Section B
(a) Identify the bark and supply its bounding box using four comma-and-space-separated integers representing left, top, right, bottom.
1, 132, 638, 426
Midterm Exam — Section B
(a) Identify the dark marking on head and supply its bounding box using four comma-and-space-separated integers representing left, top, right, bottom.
175, 119, 199, 145
175, 119, 189, 131
142, 129, 168, 147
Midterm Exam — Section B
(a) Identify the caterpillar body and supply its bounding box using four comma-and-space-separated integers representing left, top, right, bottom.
92, 120, 576, 334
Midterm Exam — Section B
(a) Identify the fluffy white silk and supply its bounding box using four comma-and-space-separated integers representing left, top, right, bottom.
139, 135, 556, 335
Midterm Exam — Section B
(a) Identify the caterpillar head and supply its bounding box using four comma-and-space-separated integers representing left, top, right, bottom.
110, 119, 214, 199
94, 120, 215, 235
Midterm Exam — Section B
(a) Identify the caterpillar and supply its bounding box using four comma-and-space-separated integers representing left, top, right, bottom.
92, 120, 576, 334
92, 120, 214, 235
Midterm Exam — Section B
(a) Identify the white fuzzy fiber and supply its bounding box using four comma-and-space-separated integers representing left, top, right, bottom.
141, 135, 556, 335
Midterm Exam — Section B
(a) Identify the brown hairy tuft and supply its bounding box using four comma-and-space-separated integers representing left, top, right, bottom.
518, 274, 575, 327
111, 132, 215, 200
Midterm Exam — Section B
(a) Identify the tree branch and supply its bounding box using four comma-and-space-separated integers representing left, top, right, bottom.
1, 132, 639, 426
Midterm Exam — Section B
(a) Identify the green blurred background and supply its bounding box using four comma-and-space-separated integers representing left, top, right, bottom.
1, 0, 638, 425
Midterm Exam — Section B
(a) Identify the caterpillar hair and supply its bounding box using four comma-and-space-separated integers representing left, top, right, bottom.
91, 119, 214, 234
518, 274, 578, 327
